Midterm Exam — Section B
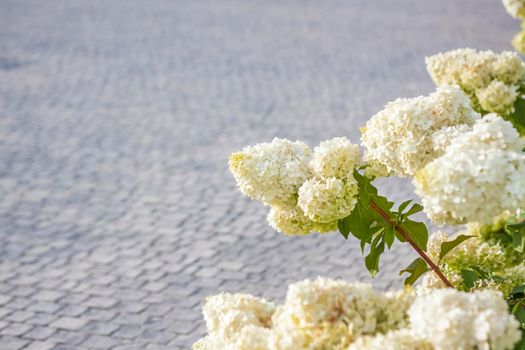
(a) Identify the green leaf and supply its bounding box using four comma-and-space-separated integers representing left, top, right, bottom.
365, 239, 385, 277
461, 269, 479, 289
338, 170, 430, 279
508, 96, 525, 136
399, 257, 429, 286
491, 275, 505, 283
513, 302, 525, 325
512, 284, 525, 299
397, 200, 412, 214
402, 219, 428, 251
384, 227, 395, 249
439, 235, 474, 262
404, 203, 424, 217
337, 217, 351, 239
506, 221, 525, 253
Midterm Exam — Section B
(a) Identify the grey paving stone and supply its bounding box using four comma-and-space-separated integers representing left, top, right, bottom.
0, 336, 29, 350
22, 326, 56, 341
2, 323, 33, 337
23, 340, 56, 350
50, 317, 88, 331
0, 0, 515, 347
80, 335, 120, 349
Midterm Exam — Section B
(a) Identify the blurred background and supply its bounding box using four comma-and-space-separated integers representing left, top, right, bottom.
0, 0, 517, 348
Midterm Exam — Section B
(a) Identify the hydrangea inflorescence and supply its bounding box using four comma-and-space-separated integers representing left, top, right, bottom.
413, 114, 525, 225
426, 48, 525, 133
193, 277, 521, 350
229, 137, 361, 235
360, 85, 480, 177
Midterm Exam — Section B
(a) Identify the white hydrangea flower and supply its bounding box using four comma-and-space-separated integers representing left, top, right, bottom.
431, 124, 473, 156
476, 80, 518, 116
503, 0, 525, 19
380, 290, 416, 332
201, 293, 275, 342
426, 48, 525, 116
193, 327, 272, 350
417, 267, 462, 293
298, 177, 358, 223
426, 230, 450, 263
310, 137, 361, 179
270, 277, 412, 350
426, 48, 496, 90
361, 86, 479, 177
229, 138, 313, 208
266, 206, 337, 235
232, 325, 272, 350
408, 289, 521, 350
347, 329, 433, 350
414, 115, 525, 225
493, 51, 525, 84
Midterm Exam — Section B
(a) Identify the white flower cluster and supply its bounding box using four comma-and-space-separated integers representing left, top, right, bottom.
426, 48, 525, 116
229, 137, 361, 235
271, 278, 412, 350
361, 86, 479, 177
409, 289, 521, 350
347, 329, 432, 350
414, 114, 525, 225
298, 177, 358, 224
476, 80, 518, 116
229, 138, 313, 209
310, 137, 361, 178
503, 0, 525, 19
193, 278, 521, 350
193, 293, 275, 350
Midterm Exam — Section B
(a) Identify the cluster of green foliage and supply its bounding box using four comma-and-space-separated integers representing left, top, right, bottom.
337, 170, 429, 283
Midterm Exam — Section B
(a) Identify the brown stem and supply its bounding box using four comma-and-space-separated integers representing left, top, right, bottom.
368, 200, 453, 288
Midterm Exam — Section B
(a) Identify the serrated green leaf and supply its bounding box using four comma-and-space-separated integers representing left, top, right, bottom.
439, 235, 474, 262
491, 275, 505, 283
404, 203, 423, 217
507, 221, 525, 253
397, 200, 412, 214
402, 219, 428, 251
365, 239, 385, 277
461, 269, 479, 289
337, 217, 351, 239
395, 230, 406, 243
512, 284, 525, 299
352, 170, 394, 213
399, 257, 429, 286
340, 170, 430, 279
470, 265, 491, 280
360, 239, 367, 254
384, 227, 395, 249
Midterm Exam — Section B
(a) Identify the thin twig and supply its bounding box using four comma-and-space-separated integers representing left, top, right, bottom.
368, 200, 453, 288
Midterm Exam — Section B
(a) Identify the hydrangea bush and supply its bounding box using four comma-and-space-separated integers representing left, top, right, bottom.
194, 9, 525, 349
194, 278, 521, 350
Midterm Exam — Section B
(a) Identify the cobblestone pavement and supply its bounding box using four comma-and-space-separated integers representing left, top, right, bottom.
0, 0, 517, 348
